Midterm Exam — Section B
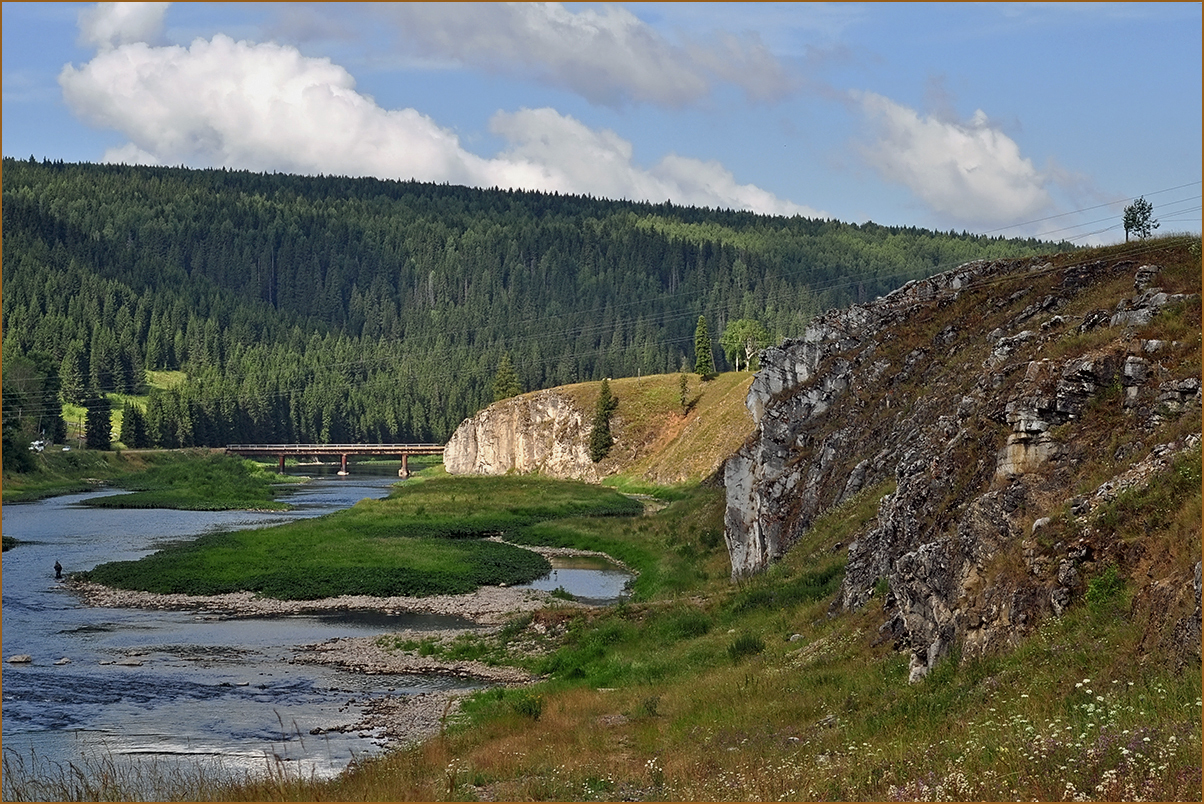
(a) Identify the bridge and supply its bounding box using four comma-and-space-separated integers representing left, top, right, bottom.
225, 443, 444, 477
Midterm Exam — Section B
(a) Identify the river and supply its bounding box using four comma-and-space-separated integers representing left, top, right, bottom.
1, 467, 632, 791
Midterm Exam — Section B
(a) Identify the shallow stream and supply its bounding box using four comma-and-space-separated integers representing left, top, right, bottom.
1, 467, 631, 787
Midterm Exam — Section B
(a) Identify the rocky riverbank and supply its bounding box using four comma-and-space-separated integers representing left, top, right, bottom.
64, 539, 628, 751
67, 579, 570, 624
63, 538, 639, 750
292, 632, 539, 748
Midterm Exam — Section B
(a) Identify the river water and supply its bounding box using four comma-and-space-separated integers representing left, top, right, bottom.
1, 468, 632, 790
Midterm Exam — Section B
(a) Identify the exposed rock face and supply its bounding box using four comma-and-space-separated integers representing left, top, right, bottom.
726, 253, 1201, 682
444, 389, 599, 482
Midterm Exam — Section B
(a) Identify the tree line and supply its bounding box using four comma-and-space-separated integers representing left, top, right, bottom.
1, 157, 1072, 451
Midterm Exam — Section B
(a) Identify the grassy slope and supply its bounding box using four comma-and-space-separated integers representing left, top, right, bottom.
555, 370, 756, 488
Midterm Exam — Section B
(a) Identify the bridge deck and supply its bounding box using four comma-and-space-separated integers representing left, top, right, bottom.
226, 443, 444, 456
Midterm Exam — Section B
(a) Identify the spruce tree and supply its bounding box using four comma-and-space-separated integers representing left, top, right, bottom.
120, 402, 149, 448
589, 378, 619, 462
83, 389, 112, 450
493, 353, 523, 401
694, 315, 714, 379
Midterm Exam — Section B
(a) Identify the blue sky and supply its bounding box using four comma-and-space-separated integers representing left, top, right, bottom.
3, 2, 1200, 243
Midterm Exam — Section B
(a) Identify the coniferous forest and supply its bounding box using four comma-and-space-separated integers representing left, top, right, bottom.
1, 157, 1071, 448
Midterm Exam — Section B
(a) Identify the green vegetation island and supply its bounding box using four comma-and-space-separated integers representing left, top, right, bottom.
1, 159, 1199, 801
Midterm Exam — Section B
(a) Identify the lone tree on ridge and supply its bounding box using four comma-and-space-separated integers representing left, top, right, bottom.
1123, 197, 1159, 242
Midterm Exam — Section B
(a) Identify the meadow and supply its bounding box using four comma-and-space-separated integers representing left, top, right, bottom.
78, 473, 644, 599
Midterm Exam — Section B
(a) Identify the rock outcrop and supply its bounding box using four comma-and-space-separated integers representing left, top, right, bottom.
444, 389, 600, 481
725, 251, 1201, 682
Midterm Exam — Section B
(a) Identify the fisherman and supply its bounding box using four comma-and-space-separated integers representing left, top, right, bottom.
54, 560, 62, 580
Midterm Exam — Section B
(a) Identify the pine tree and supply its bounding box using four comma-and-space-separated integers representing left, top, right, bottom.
120, 402, 149, 448
589, 378, 619, 462
694, 315, 714, 379
492, 352, 523, 401
83, 389, 112, 450
59, 341, 87, 405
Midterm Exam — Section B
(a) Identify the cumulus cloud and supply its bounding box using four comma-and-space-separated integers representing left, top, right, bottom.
853, 90, 1052, 227
78, 2, 169, 51
379, 2, 796, 107
491, 108, 823, 215
59, 32, 816, 216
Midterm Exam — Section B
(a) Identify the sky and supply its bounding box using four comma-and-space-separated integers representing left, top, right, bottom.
3, 2, 1201, 244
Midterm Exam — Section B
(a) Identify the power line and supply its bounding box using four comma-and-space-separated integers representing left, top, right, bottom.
977, 180, 1203, 237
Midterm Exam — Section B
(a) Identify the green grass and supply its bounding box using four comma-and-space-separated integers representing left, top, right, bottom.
2, 448, 193, 503
79, 474, 642, 599
81, 453, 290, 511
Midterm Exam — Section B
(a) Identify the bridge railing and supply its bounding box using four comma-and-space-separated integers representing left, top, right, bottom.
226, 444, 444, 451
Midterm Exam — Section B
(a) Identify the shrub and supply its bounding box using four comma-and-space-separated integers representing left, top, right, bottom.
728, 632, 765, 662
1085, 563, 1126, 616
510, 692, 544, 721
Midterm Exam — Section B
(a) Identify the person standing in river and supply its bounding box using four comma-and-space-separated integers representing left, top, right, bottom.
54, 560, 62, 579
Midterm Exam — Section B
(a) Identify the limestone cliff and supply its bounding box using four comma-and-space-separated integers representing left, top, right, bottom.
445, 372, 756, 484
725, 242, 1201, 682
444, 389, 600, 482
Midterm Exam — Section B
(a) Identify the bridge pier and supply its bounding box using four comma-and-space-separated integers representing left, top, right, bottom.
278, 455, 285, 473
339, 454, 349, 475
399, 453, 409, 479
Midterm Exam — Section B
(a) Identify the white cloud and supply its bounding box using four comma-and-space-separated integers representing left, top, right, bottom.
491, 108, 824, 215
379, 2, 795, 107
78, 2, 169, 51
59, 32, 816, 216
854, 90, 1052, 227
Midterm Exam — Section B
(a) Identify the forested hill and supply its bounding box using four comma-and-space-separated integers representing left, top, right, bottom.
1, 157, 1071, 446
